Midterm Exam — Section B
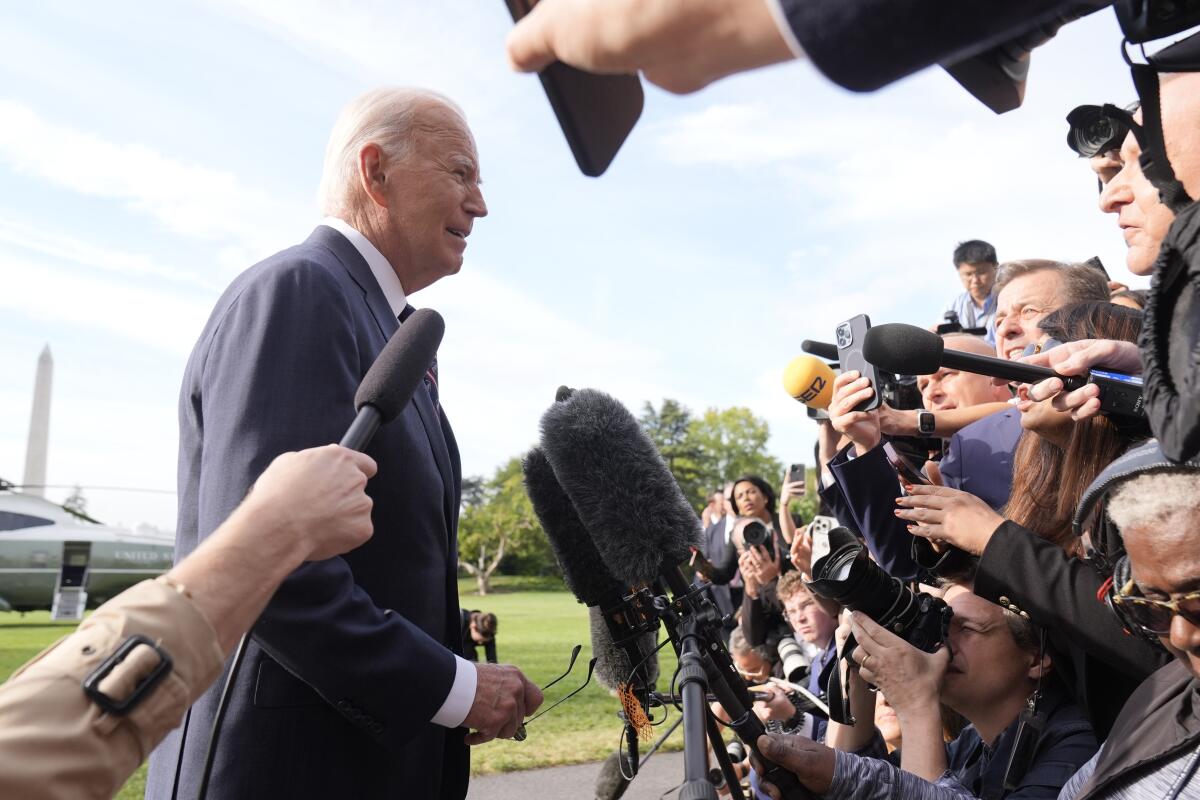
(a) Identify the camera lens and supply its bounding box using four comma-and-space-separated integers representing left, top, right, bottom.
776, 636, 810, 684
1066, 104, 1128, 158
743, 521, 769, 548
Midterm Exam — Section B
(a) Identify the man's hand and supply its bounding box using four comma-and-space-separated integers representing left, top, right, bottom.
893, 484, 1005, 556
744, 543, 782, 586
789, 529, 813, 577
505, 0, 795, 95
753, 686, 796, 723
849, 612, 948, 715
244, 444, 377, 561
829, 371, 882, 455
752, 734, 835, 797
1020, 339, 1141, 420
463, 663, 544, 745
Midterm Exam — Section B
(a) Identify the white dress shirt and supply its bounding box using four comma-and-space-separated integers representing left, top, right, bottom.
321, 216, 478, 730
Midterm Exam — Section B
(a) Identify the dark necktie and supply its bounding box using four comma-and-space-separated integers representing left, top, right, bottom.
399, 304, 439, 411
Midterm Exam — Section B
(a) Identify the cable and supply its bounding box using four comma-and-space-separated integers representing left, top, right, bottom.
195, 629, 252, 800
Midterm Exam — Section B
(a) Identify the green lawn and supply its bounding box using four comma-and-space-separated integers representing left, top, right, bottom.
0, 576, 682, 799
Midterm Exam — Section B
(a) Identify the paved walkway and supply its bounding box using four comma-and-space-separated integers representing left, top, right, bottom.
467, 752, 689, 800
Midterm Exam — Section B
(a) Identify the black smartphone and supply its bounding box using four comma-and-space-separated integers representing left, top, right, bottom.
835, 314, 882, 412
883, 442, 930, 487
503, 0, 644, 177
786, 463, 807, 492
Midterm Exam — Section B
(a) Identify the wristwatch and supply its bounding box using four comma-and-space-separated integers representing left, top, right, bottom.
917, 410, 936, 436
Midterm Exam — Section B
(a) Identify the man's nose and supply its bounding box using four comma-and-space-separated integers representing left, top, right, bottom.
1099, 173, 1131, 215
1168, 612, 1200, 658
466, 183, 488, 218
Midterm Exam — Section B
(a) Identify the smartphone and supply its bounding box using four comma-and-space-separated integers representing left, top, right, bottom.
503, 0, 644, 177
786, 463, 807, 493
835, 314, 882, 411
883, 442, 930, 487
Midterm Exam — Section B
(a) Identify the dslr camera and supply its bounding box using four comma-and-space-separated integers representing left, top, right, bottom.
805, 527, 953, 722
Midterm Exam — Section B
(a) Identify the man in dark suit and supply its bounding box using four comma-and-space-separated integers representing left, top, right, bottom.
145, 88, 541, 800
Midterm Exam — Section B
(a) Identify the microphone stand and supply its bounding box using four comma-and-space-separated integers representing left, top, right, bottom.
654, 569, 816, 800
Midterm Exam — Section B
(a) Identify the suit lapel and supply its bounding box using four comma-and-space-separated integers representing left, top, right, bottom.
311, 225, 457, 545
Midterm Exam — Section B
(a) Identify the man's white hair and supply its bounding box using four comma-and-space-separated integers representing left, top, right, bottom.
317, 86, 466, 217
1107, 472, 1200, 532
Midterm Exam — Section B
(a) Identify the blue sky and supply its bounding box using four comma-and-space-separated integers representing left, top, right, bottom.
0, 2, 1146, 531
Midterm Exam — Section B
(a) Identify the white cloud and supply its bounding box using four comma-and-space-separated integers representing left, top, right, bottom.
0, 252, 212, 356
0, 98, 299, 258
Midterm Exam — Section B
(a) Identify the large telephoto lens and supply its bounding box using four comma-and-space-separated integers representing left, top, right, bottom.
807, 529, 951, 654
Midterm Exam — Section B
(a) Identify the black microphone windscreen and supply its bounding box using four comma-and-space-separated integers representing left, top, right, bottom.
862, 323, 944, 376
555, 385, 575, 402
590, 606, 659, 692
801, 340, 839, 362
595, 751, 632, 800
523, 448, 627, 607
539, 389, 701, 586
355, 308, 445, 423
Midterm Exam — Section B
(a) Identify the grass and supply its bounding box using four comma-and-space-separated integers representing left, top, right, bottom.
0, 576, 682, 799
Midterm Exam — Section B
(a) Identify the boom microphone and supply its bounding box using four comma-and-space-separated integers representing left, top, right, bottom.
863, 323, 1147, 420
863, 322, 1085, 387
801, 339, 839, 362
522, 448, 658, 727
782, 355, 836, 409
538, 388, 701, 586
341, 308, 445, 450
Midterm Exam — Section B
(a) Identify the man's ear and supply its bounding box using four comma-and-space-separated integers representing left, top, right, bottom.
358, 143, 389, 209
1027, 650, 1052, 681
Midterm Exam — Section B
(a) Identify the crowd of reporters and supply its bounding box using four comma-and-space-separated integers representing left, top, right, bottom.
686, 68, 1200, 797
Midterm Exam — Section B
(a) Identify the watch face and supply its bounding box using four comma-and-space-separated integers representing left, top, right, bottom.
919, 412, 935, 434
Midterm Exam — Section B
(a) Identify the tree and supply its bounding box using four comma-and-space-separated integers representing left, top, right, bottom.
689, 407, 785, 505
458, 457, 546, 595
639, 399, 705, 507
639, 400, 785, 512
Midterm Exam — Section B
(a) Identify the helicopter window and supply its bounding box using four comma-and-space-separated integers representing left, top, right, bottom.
0, 512, 55, 532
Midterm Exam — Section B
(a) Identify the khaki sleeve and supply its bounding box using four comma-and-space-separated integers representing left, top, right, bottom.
0, 578, 224, 800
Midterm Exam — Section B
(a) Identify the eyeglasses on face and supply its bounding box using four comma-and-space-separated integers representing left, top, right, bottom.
1112, 580, 1200, 635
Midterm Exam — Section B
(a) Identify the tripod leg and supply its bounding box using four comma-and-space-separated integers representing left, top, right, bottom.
706, 711, 746, 800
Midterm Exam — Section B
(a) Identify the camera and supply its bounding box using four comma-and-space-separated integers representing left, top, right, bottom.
776, 636, 810, 684
742, 520, 774, 558
835, 322, 854, 349
1065, 104, 1137, 159
806, 527, 952, 658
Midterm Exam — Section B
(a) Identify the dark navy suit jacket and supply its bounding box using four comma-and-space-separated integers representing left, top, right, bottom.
828, 409, 1022, 582
146, 226, 468, 799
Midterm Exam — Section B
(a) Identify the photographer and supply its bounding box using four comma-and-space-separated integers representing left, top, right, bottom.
943, 240, 999, 344
754, 585, 1098, 800
461, 610, 498, 664
753, 571, 837, 742
896, 303, 1167, 736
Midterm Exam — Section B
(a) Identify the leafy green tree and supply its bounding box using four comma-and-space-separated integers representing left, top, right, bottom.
689, 407, 785, 505
639, 399, 705, 507
458, 457, 547, 595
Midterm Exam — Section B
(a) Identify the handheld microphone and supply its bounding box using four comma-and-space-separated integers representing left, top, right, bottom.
341, 308, 444, 450
863, 323, 1145, 419
801, 339, 839, 363
782, 355, 836, 410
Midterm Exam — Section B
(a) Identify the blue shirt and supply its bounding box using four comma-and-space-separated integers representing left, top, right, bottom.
944, 290, 997, 346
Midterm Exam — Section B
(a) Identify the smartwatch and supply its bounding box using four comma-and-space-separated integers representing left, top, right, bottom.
917, 410, 936, 436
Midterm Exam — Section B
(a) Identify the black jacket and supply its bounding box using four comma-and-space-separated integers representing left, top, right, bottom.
975, 521, 1169, 738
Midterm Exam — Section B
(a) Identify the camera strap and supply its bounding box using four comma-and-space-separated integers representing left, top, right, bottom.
999, 628, 1048, 795
1125, 58, 1194, 214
